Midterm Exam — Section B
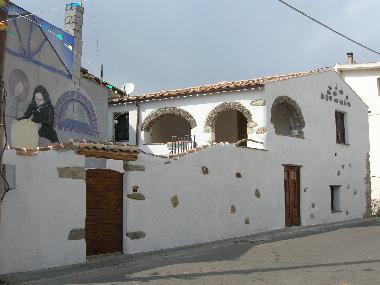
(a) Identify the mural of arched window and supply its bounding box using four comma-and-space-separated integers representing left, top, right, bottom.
271, 96, 305, 138
54, 91, 99, 137
204, 102, 257, 144
141, 107, 197, 143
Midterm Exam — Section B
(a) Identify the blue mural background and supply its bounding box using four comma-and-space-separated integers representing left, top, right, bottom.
7, 3, 74, 79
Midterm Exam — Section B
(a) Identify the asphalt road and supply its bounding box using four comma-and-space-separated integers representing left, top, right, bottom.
2, 219, 380, 285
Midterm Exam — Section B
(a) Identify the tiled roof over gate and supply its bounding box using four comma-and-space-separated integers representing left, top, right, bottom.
12, 140, 139, 160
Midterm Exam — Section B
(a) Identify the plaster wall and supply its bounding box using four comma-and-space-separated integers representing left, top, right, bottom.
123, 71, 369, 254
0, 150, 86, 275
338, 69, 380, 199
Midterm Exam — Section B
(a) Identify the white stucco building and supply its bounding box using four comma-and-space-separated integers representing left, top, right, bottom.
107, 67, 371, 254
334, 54, 380, 200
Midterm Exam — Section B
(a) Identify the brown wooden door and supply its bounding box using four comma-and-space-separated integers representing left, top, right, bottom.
86, 169, 123, 256
284, 166, 301, 227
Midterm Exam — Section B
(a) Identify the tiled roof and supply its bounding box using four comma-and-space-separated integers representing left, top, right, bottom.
80, 68, 125, 97
12, 140, 139, 158
109, 67, 332, 104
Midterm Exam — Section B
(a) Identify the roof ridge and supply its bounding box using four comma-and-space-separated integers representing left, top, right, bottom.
109, 66, 333, 104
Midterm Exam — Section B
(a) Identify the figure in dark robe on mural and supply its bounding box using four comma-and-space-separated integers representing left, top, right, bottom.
19, 85, 59, 143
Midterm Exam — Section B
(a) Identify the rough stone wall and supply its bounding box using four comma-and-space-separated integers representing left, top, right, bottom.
204, 101, 257, 132
270, 96, 305, 138
141, 107, 197, 131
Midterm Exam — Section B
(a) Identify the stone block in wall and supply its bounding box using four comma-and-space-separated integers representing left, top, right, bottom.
250, 99, 266, 106
201, 166, 209, 175
68, 228, 85, 240
255, 189, 261, 198
171, 195, 179, 208
256, 127, 267, 135
124, 162, 145, 171
126, 231, 146, 240
57, 167, 85, 179
127, 193, 146, 200
204, 126, 212, 133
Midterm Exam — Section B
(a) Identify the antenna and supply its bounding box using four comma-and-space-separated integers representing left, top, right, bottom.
122, 83, 135, 95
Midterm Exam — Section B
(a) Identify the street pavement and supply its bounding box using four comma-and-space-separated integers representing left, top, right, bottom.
1, 218, 380, 285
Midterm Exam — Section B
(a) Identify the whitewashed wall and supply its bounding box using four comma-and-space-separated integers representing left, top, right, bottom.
265, 71, 369, 225
122, 71, 369, 254
0, 150, 86, 275
337, 67, 380, 199
124, 146, 280, 254
109, 88, 267, 153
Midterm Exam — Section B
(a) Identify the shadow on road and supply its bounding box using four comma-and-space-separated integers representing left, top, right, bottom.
1, 219, 379, 284
123, 259, 380, 283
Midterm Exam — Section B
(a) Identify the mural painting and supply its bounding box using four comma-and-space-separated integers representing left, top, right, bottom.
8, 69, 30, 117
4, 3, 101, 147
55, 91, 99, 137
19, 85, 59, 144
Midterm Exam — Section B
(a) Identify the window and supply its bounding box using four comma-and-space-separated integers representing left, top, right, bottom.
330, 185, 341, 212
114, 113, 129, 141
377, 78, 380, 96
335, 111, 346, 144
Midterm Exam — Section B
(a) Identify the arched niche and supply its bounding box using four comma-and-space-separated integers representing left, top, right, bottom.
270, 96, 305, 138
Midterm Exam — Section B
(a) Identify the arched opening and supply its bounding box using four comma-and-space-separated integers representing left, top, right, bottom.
271, 104, 293, 136
214, 110, 248, 143
271, 96, 305, 138
150, 114, 191, 143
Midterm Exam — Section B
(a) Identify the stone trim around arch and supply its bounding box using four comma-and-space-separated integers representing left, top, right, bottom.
270, 96, 305, 138
204, 102, 257, 133
141, 107, 197, 132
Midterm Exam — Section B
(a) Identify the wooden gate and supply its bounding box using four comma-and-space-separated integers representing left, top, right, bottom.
86, 169, 123, 256
284, 166, 301, 227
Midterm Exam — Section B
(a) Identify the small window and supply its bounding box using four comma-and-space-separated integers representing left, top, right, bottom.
114, 113, 129, 141
335, 111, 346, 144
377, 78, 380, 96
330, 185, 341, 212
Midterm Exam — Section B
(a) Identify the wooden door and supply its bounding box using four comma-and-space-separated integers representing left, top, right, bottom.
284, 166, 301, 227
86, 169, 123, 256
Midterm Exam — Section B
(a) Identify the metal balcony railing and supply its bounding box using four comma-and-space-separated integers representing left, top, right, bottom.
168, 135, 196, 154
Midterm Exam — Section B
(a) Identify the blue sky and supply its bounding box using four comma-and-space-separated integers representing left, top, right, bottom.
12, 0, 380, 95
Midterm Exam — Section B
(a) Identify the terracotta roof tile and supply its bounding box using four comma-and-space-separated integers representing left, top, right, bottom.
109, 67, 332, 104
12, 140, 139, 156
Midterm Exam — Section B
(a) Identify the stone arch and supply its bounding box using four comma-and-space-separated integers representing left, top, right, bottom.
141, 107, 197, 132
204, 102, 256, 132
270, 96, 305, 137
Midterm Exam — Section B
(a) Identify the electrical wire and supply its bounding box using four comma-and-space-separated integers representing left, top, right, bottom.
276, 0, 380, 56
90, 0, 101, 60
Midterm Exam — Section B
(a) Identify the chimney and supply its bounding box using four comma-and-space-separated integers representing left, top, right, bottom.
347, 52, 354, 64
64, 2, 84, 90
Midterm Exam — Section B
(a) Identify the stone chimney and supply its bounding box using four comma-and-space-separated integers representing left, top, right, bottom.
64, 2, 84, 89
347, 52, 354, 64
